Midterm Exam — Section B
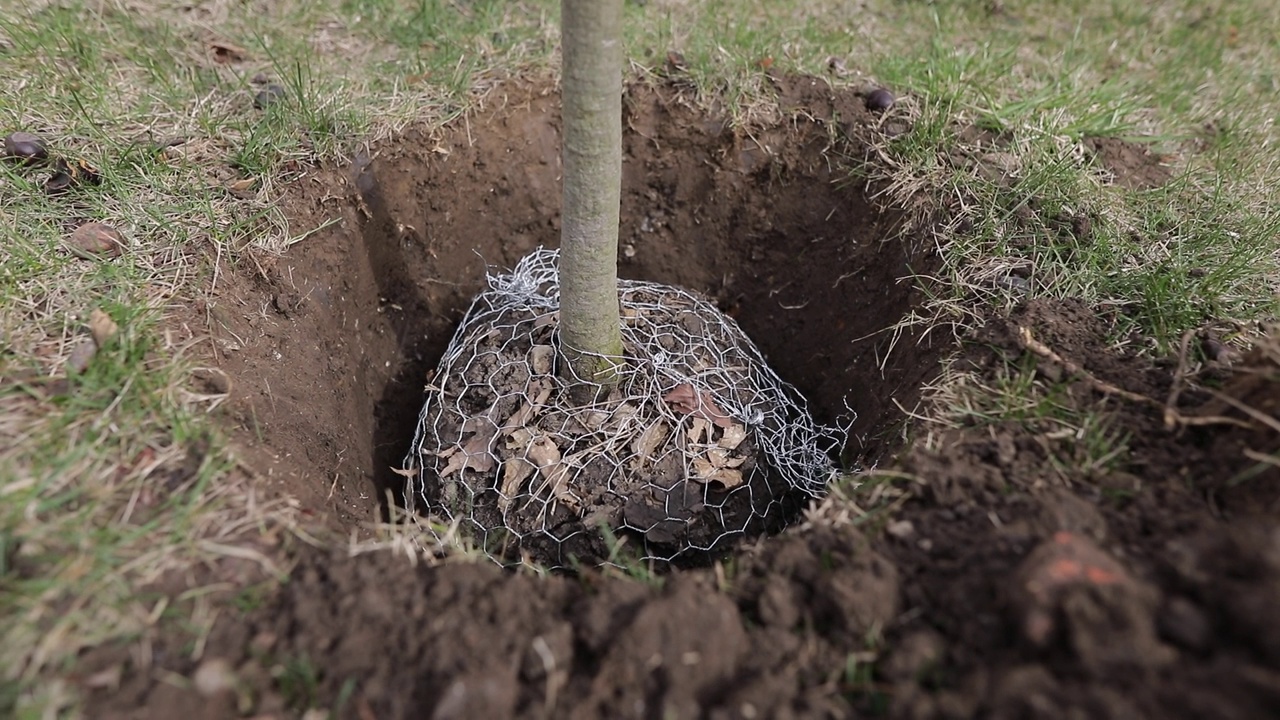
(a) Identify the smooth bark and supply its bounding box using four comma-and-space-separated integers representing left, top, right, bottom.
559, 0, 625, 397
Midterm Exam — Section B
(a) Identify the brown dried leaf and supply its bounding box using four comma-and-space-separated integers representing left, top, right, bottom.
88, 308, 118, 348
526, 437, 579, 509
704, 447, 745, 470
498, 458, 536, 513
630, 421, 670, 470
530, 345, 555, 375
440, 413, 499, 477
526, 435, 561, 470
500, 380, 553, 436
663, 383, 735, 428
440, 432, 497, 477
226, 177, 256, 198
692, 456, 744, 488
208, 40, 248, 63
503, 403, 538, 433
688, 417, 711, 446
718, 423, 748, 450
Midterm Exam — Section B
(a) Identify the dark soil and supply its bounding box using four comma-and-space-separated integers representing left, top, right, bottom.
86, 76, 1280, 718
1085, 136, 1172, 189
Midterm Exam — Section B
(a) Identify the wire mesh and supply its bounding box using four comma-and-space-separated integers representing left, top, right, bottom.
403, 248, 848, 567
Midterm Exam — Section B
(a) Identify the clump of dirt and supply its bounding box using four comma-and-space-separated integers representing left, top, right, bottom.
878, 299, 1280, 719
1085, 135, 1172, 189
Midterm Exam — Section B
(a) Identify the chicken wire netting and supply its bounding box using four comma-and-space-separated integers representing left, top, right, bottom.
402, 248, 848, 567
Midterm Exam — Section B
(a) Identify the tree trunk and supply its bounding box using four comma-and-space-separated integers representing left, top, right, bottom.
559, 0, 624, 398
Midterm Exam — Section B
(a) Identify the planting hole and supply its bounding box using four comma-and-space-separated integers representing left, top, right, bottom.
213, 77, 944, 555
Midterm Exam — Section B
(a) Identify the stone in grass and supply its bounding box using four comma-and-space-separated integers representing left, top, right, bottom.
65, 309, 120, 375
253, 84, 287, 110
66, 222, 127, 259
66, 338, 97, 374
3, 132, 49, 166
864, 88, 895, 112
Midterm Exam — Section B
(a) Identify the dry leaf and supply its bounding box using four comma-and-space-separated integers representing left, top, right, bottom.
718, 423, 747, 450
499, 380, 552, 435
706, 447, 746, 470
688, 417, 711, 446
440, 433, 497, 477
440, 413, 499, 477
505, 426, 533, 450
530, 345, 555, 375
88, 308, 118, 348
692, 456, 744, 488
84, 664, 123, 690
389, 466, 418, 479
526, 437, 579, 509
663, 383, 735, 428
503, 403, 538, 433
630, 420, 670, 470
208, 40, 248, 63
497, 458, 536, 513
226, 177, 256, 198
526, 435, 561, 470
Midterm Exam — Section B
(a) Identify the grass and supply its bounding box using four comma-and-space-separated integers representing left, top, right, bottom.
1, 0, 1278, 715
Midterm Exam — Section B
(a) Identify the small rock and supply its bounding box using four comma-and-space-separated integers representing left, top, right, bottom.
886, 519, 915, 540
194, 367, 233, 395
66, 337, 97, 374
4, 131, 49, 166
1158, 596, 1212, 652
67, 222, 126, 258
882, 629, 946, 682
83, 664, 123, 690
757, 576, 802, 628
865, 88, 895, 112
193, 657, 237, 697
1011, 531, 1174, 673
249, 631, 277, 654
254, 84, 287, 110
